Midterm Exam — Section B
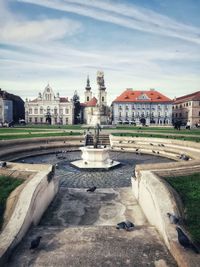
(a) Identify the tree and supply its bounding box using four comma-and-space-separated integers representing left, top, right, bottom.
72, 90, 81, 124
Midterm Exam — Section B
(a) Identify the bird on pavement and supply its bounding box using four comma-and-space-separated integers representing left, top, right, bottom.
176, 227, 199, 253
30, 236, 42, 250
167, 213, 179, 224
116, 221, 135, 231
86, 186, 97, 192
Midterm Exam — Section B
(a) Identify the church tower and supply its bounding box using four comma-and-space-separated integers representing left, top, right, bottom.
84, 75, 92, 103
97, 71, 107, 107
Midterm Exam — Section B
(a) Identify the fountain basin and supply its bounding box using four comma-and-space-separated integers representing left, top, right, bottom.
71, 146, 120, 170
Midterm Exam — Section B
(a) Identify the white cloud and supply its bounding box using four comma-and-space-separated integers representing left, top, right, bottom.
18, 0, 200, 44
0, 18, 81, 43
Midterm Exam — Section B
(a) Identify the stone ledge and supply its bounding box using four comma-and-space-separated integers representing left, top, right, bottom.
0, 163, 58, 267
132, 170, 200, 267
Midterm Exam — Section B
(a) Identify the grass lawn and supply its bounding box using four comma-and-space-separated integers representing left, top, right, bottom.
112, 132, 200, 142
0, 176, 24, 230
116, 126, 200, 135
15, 124, 82, 130
0, 131, 82, 140
165, 173, 200, 243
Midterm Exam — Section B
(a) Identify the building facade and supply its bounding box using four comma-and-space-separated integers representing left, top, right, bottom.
25, 84, 74, 125
172, 91, 200, 126
112, 89, 172, 125
82, 72, 110, 125
0, 88, 24, 124
0, 98, 13, 124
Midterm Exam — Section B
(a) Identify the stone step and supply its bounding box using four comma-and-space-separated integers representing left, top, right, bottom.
7, 225, 177, 267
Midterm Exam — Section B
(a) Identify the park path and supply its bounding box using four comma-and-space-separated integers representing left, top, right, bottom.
8, 187, 177, 267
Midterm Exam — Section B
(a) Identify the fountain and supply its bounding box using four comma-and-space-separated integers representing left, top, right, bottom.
71, 124, 120, 170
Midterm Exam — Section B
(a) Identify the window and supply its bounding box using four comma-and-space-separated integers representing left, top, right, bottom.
54, 108, 58, 115
125, 105, 129, 110
132, 112, 134, 117
60, 109, 63, 114
29, 108, 32, 114
29, 118, 32, 123
102, 96, 104, 102
34, 108, 38, 114
179, 113, 182, 117
65, 108, 69, 114
119, 106, 122, 111
40, 108, 43, 114
66, 118, 69, 124
87, 96, 89, 101
35, 117, 37, 123
40, 118, 43, 123
132, 105, 135, 110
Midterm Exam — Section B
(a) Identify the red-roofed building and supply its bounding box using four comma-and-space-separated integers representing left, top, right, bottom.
112, 89, 172, 125
25, 84, 74, 125
172, 91, 200, 126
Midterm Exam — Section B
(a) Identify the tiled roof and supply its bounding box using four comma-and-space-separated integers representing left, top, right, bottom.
60, 97, 69, 103
113, 89, 172, 103
174, 91, 200, 104
84, 97, 97, 107
30, 98, 38, 102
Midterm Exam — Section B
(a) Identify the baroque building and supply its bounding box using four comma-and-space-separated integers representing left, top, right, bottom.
172, 91, 200, 126
112, 89, 172, 125
25, 84, 74, 125
82, 72, 110, 125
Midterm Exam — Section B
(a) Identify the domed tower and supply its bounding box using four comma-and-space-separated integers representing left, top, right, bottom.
84, 75, 92, 103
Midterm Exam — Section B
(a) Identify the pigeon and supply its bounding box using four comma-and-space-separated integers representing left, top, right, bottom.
0, 161, 7, 168
121, 147, 124, 150
84, 161, 88, 165
167, 212, 179, 224
152, 150, 156, 153
86, 186, 97, 192
176, 227, 199, 253
30, 236, 42, 250
124, 220, 135, 231
116, 221, 134, 231
179, 154, 189, 161
150, 143, 154, 146
157, 151, 160, 154
104, 145, 107, 148
116, 221, 127, 230
161, 144, 165, 147
136, 148, 139, 152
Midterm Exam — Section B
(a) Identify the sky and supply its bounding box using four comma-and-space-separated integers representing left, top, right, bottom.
0, 0, 200, 103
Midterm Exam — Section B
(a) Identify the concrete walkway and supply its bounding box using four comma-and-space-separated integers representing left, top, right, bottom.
8, 188, 177, 267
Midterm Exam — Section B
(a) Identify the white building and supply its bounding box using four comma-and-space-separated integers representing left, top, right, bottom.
25, 84, 74, 125
112, 89, 172, 125
0, 98, 13, 124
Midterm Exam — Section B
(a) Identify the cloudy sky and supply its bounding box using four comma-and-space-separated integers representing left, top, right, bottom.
0, 0, 200, 103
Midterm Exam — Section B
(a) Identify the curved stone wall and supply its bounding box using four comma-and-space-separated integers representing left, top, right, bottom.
0, 163, 57, 266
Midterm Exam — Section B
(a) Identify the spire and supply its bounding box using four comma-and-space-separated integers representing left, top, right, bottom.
85, 75, 91, 90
